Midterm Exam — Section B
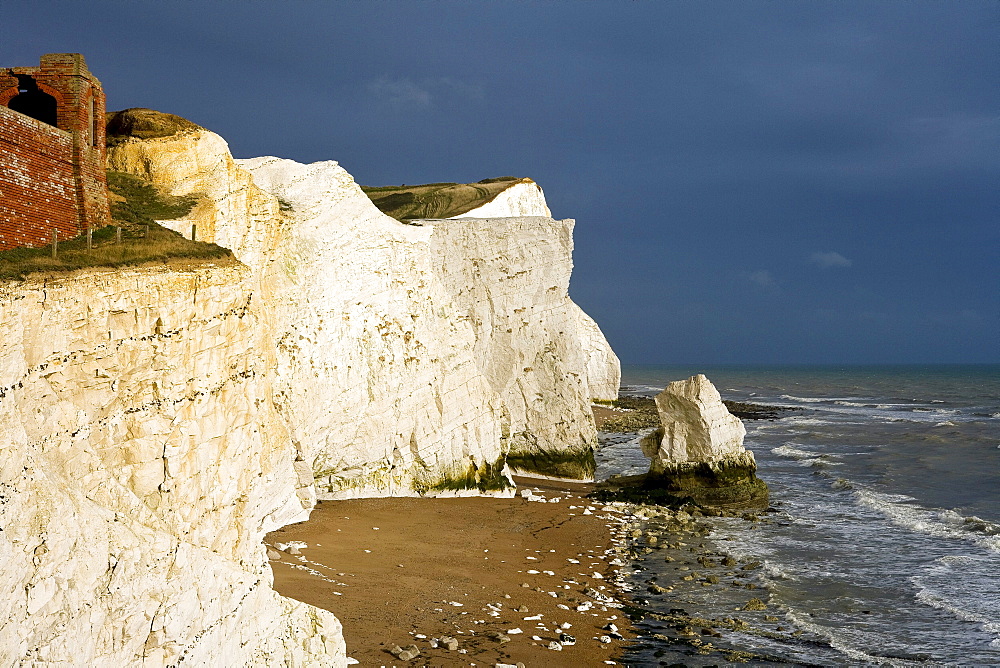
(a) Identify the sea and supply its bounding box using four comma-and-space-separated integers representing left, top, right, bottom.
596, 364, 1000, 667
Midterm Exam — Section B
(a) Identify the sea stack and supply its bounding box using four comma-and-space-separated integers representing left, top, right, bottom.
639, 374, 768, 508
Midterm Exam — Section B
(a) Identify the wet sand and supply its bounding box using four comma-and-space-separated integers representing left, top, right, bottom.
266, 476, 635, 666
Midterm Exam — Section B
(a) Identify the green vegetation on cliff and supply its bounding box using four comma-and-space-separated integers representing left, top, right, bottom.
415, 457, 514, 494
505, 446, 597, 480
105, 107, 203, 145
362, 177, 529, 221
0, 171, 230, 281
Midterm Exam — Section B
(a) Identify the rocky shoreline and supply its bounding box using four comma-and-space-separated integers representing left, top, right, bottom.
590, 382, 841, 666
608, 499, 820, 666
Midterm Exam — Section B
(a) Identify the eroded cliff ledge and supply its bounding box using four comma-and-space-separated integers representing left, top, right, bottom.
1, 109, 619, 664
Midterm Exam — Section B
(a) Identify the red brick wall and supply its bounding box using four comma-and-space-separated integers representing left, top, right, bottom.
0, 54, 111, 251
0, 105, 78, 250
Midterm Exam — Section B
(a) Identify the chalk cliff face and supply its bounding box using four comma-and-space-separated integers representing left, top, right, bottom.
1, 121, 618, 662
0, 265, 343, 666
110, 126, 618, 488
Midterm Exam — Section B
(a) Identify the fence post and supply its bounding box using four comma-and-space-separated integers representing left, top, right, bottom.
191, 224, 197, 241
51, 229, 58, 259
87, 227, 93, 250
116, 226, 122, 244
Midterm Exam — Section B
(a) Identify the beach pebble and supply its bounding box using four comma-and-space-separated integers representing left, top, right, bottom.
547, 641, 563, 651
439, 636, 459, 651
507, 627, 523, 635
524, 614, 542, 621
266, 548, 282, 561
559, 633, 576, 646
485, 631, 511, 644
598, 635, 612, 643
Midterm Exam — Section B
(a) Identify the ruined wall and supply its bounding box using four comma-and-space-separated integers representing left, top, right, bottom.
0, 106, 78, 249
0, 53, 110, 250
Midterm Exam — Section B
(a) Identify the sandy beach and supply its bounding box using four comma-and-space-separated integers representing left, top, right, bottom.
266, 476, 635, 666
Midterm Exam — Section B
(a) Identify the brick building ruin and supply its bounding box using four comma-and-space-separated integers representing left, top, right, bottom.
0, 53, 111, 251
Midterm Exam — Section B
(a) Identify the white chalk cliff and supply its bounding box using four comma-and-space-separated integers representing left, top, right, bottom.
0, 265, 343, 666
641, 374, 748, 469
1, 120, 619, 664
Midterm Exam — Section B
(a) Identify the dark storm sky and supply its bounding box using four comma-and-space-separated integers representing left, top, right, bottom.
5, 1, 997, 364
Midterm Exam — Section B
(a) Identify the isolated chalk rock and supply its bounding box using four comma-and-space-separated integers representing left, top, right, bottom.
640, 374, 767, 508
642, 374, 746, 467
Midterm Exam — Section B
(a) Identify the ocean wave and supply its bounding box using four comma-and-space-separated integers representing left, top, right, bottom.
780, 394, 875, 404
762, 560, 801, 581
857, 491, 1000, 552
772, 443, 841, 468
831, 478, 854, 491
772, 444, 817, 458
785, 417, 837, 426
780, 608, 904, 665
915, 589, 1000, 637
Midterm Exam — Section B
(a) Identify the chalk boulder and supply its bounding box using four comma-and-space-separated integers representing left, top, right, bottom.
640, 374, 768, 508
641, 374, 746, 467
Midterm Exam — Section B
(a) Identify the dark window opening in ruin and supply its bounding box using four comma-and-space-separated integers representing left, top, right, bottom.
8, 75, 57, 127
90, 98, 97, 146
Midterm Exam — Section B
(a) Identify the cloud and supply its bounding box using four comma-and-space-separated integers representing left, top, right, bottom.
365, 77, 484, 111
366, 77, 432, 109
747, 270, 776, 287
809, 251, 852, 268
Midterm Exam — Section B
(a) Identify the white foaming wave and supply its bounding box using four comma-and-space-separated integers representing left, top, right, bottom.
772, 443, 841, 468
621, 384, 663, 395
762, 559, 801, 582
834, 400, 876, 408
779, 394, 827, 403
785, 417, 837, 426
781, 607, 903, 665
772, 444, 816, 459
781, 394, 876, 404
857, 490, 1000, 553
913, 574, 1000, 647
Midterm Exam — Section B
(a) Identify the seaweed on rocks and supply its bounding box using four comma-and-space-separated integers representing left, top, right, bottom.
505, 446, 596, 480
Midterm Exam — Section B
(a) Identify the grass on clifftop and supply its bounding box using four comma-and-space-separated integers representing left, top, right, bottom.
105, 108, 204, 146
362, 177, 529, 221
0, 172, 231, 281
